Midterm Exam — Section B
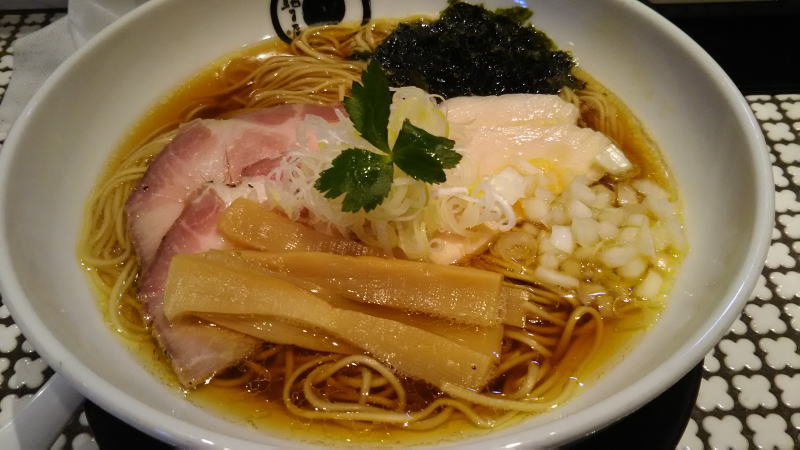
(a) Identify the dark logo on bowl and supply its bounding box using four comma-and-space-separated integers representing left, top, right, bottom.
270, 0, 372, 43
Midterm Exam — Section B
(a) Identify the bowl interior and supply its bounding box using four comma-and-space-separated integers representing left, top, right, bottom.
0, 0, 770, 447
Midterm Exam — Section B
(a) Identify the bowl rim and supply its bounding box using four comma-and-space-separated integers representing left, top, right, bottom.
0, 0, 773, 448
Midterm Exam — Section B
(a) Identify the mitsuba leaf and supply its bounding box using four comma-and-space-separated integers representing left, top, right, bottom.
316, 63, 463, 213
314, 148, 394, 212
393, 120, 460, 184
344, 60, 392, 153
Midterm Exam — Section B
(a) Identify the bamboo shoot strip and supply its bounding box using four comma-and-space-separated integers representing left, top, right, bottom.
164, 253, 496, 389
201, 250, 503, 359
201, 314, 358, 354
230, 250, 506, 326
219, 198, 385, 256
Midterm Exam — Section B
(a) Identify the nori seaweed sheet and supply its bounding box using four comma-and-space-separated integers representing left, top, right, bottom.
371, 2, 582, 98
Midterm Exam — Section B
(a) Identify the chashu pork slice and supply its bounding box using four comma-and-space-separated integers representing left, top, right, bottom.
125, 104, 340, 386
127, 104, 340, 272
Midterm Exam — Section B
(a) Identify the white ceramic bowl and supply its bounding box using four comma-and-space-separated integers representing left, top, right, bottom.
0, 0, 772, 447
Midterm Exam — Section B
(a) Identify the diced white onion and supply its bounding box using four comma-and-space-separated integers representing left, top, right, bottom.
616, 184, 638, 205
492, 172, 683, 300
550, 225, 574, 253
650, 222, 669, 252
534, 266, 580, 289
633, 179, 669, 199
522, 197, 549, 224
595, 144, 633, 175
539, 238, 557, 254
568, 200, 593, 219
591, 186, 613, 210
572, 218, 599, 248
569, 179, 596, 204
535, 187, 555, 204
622, 203, 647, 216
515, 160, 545, 177
645, 196, 675, 220
520, 222, 539, 234
585, 167, 604, 183
601, 246, 637, 268
546, 172, 561, 190
626, 213, 646, 227
550, 206, 569, 226
665, 217, 688, 252
638, 221, 656, 258
524, 174, 539, 197
598, 221, 619, 240
599, 207, 625, 226
618, 226, 639, 243
539, 252, 561, 270
619, 257, 648, 279
635, 270, 663, 299
489, 167, 530, 206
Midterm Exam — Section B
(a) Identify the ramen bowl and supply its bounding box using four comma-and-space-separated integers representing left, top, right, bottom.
0, 0, 771, 447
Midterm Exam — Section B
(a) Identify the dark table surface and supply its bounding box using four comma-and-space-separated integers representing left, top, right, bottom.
642, 0, 800, 95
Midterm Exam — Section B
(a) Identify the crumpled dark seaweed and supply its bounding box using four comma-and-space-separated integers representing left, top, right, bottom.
370, 2, 583, 99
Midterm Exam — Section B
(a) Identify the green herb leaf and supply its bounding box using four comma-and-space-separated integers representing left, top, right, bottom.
314, 148, 394, 212
316, 63, 463, 213
343, 60, 392, 153
393, 120, 460, 184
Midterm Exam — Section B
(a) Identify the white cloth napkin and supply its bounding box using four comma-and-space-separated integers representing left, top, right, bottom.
0, 0, 146, 142
0, 3, 147, 447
